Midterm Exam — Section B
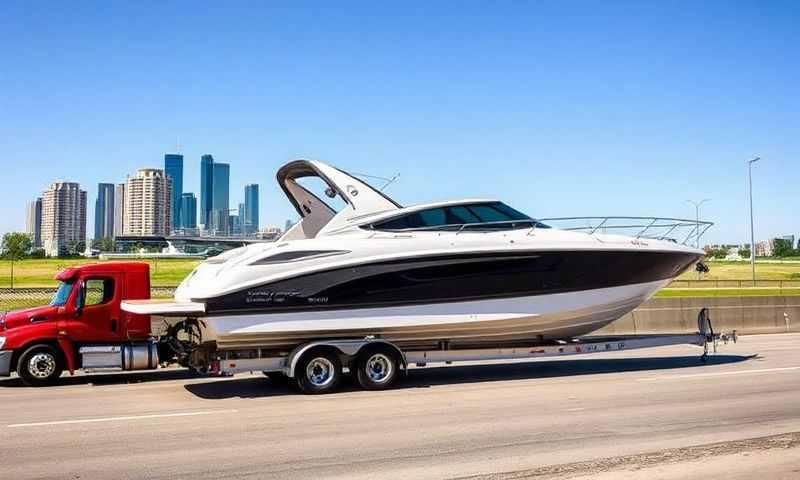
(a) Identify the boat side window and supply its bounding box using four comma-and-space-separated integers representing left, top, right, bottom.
368, 202, 547, 231
417, 208, 446, 227
466, 204, 509, 223
447, 206, 480, 224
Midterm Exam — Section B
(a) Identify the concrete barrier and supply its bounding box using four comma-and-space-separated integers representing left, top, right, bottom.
597, 296, 800, 335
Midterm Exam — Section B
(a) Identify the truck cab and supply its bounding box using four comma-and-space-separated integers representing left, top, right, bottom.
0, 262, 155, 385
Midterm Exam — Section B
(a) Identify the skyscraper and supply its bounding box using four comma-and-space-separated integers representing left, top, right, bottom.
123, 169, 172, 236
94, 183, 115, 240
236, 202, 245, 235
164, 153, 184, 232
113, 183, 125, 237
211, 162, 230, 235
25, 197, 43, 248
200, 154, 214, 227
180, 193, 197, 230
244, 184, 259, 235
41, 182, 87, 257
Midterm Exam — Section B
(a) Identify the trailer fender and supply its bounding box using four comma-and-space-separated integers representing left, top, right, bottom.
57, 338, 76, 375
285, 339, 407, 378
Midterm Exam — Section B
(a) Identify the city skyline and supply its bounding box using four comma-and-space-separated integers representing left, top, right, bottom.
22, 149, 278, 246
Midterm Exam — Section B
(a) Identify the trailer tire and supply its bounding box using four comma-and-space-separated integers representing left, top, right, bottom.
294, 349, 342, 395
356, 346, 401, 391
17, 344, 63, 387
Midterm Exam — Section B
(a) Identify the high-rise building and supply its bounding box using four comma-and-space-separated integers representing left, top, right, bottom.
212, 163, 230, 212
94, 183, 115, 240
231, 212, 241, 236
164, 153, 184, 232
25, 197, 43, 248
41, 182, 87, 257
236, 202, 245, 235
180, 193, 197, 230
209, 209, 230, 236
123, 169, 172, 236
210, 162, 230, 235
113, 183, 125, 237
755, 239, 776, 257
244, 184, 259, 236
200, 154, 214, 227
284, 219, 294, 233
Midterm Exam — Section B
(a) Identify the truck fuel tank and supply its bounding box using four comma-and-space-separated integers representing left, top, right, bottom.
79, 341, 159, 371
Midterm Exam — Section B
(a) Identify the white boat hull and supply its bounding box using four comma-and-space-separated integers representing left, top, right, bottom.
198, 279, 670, 350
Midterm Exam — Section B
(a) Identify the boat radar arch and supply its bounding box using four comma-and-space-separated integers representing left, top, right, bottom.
277, 159, 401, 239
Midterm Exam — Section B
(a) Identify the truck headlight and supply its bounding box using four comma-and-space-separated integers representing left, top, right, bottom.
0, 337, 5, 349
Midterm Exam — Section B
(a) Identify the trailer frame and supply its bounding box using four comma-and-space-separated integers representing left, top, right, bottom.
208, 308, 737, 387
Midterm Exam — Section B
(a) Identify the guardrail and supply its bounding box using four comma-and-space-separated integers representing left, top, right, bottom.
666, 280, 800, 289
0, 287, 177, 311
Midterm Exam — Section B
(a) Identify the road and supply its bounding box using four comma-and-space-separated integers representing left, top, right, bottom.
1, 334, 799, 479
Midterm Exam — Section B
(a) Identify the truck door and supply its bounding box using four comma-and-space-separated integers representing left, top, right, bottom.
68, 274, 124, 342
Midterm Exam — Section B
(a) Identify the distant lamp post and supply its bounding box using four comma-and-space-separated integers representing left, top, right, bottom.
685, 199, 711, 249
748, 157, 761, 282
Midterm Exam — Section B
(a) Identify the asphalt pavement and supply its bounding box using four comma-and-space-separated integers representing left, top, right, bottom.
1, 333, 799, 479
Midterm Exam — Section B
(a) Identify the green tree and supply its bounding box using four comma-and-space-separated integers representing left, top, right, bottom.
91, 237, 114, 252
1, 232, 33, 288
740, 248, 751, 259
773, 239, 793, 257
65, 240, 86, 257
99, 237, 114, 252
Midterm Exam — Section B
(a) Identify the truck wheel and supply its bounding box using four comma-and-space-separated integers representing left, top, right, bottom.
294, 350, 342, 395
17, 345, 63, 387
356, 347, 401, 390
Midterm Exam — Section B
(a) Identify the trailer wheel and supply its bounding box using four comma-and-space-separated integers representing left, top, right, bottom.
295, 349, 342, 395
356, 346, 401, 391
17, 344, 63, 387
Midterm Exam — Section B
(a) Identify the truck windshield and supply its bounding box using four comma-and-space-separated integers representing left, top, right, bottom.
50, 281, 74, 306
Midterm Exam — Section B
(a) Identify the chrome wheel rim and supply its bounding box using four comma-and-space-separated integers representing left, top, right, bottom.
28, 353, 56, 379
366, 353, 393, 383
306, 357, 335, 387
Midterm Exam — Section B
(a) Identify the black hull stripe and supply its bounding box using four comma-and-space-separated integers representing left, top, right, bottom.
201, 250, 700, 315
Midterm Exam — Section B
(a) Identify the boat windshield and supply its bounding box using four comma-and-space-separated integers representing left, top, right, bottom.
50, 280, 74, 306
366, 202, 550, 231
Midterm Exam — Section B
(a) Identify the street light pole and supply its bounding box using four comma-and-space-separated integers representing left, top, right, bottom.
685, 199, 711, 249
748, 157, 761, 283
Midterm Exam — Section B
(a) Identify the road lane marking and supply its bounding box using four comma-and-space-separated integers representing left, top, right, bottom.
6, 409, 238, 428
638, 366, 800, 382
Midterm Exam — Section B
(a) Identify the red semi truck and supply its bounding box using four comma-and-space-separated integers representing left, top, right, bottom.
0, 262, 176, 386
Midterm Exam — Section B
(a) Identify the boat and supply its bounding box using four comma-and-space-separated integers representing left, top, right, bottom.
123, 159, 708, 352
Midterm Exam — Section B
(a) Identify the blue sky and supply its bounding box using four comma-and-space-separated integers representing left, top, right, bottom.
1, 1, 797, 244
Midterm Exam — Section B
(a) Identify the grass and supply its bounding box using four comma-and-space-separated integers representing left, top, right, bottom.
0, 258, 201, 288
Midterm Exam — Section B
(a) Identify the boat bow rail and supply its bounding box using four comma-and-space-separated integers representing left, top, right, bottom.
538, 216, 713, 246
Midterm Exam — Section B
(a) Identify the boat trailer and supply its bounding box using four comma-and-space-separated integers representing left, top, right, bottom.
210, 308, 736, 385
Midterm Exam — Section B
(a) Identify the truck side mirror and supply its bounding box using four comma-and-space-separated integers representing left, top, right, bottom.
74, 281, 85, 317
